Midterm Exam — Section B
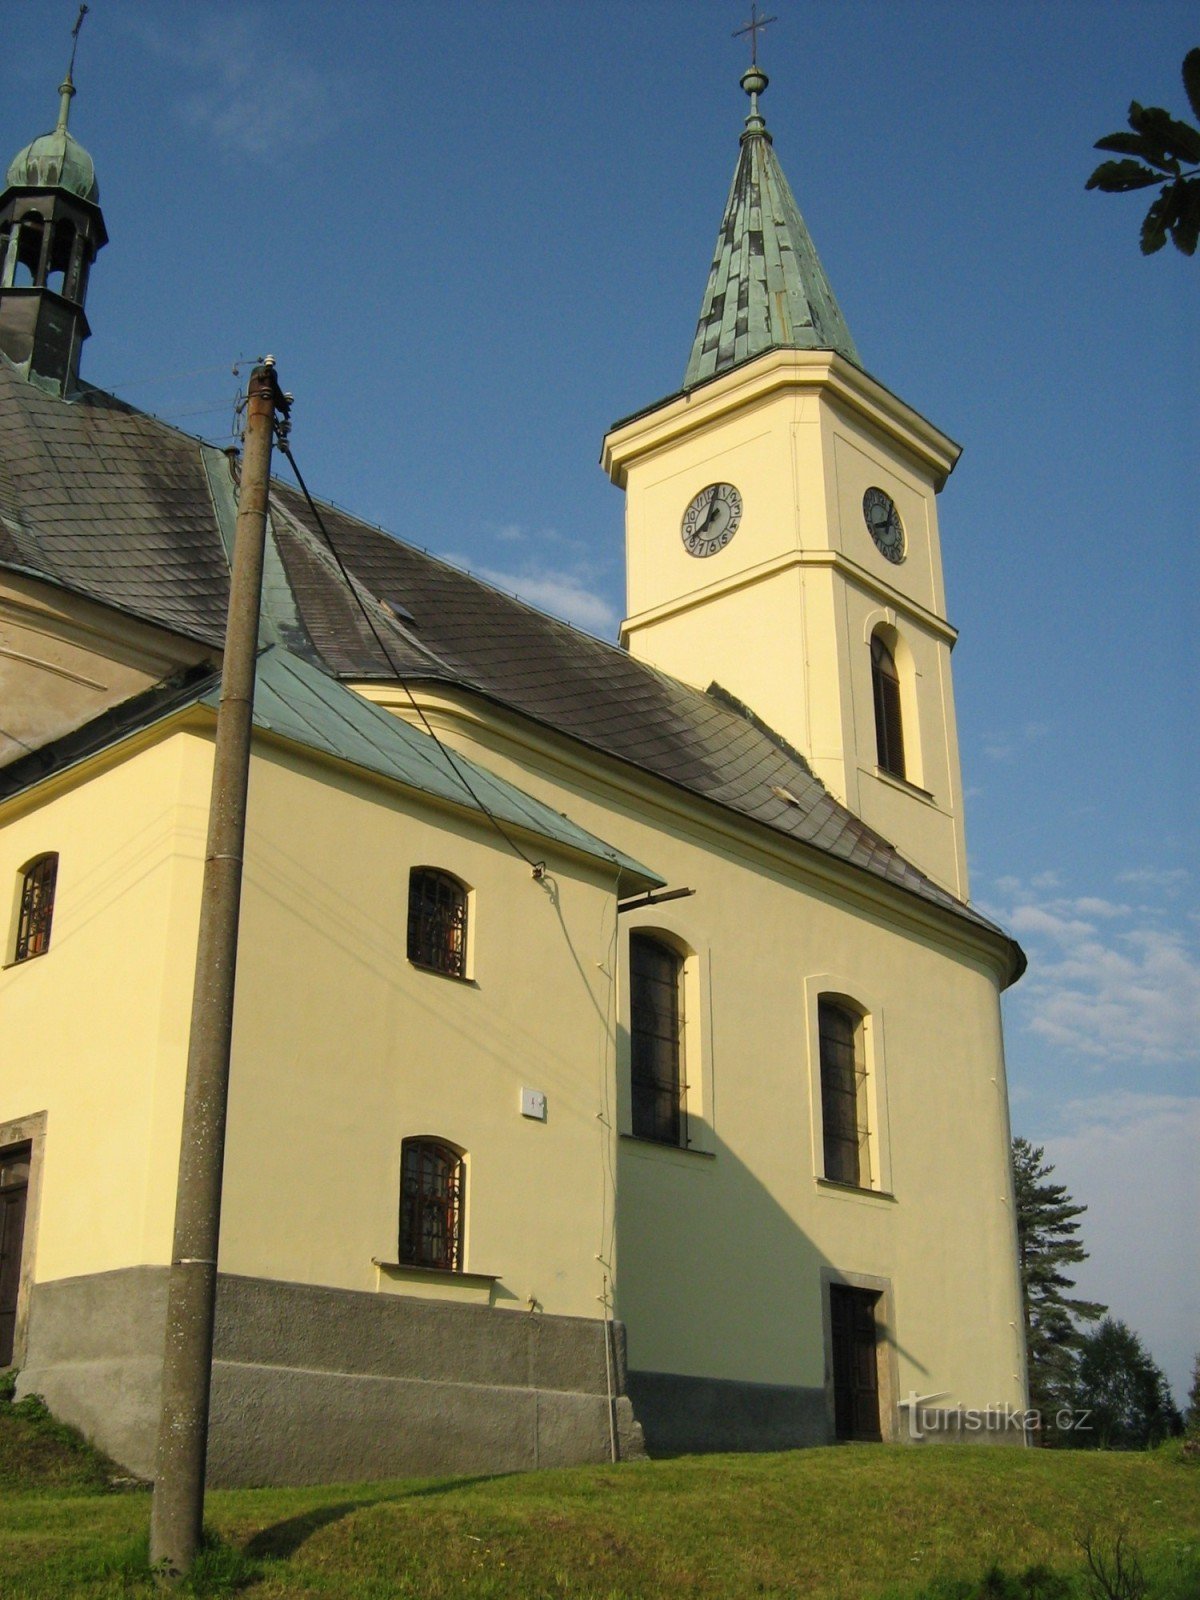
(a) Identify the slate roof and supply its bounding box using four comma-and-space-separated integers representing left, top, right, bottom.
0, 358, 1016, 956
683, 69, 861, 390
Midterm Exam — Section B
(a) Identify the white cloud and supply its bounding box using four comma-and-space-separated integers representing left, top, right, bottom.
1117, 867, 1190, 896
442, 552, 618, 636
995, 883, 1200, 1067
475, 566, 618, 635
1042, 1091, 1200, 1404
121, 14, 349, 158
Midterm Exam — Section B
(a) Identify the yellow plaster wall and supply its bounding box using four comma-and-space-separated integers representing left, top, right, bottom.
1, 676, 1024, 1417
215, 741, 620, 1321
0, 726, 622, 1326
375, 688, 1027, 1417
0, 575, 211, 767
0, 735, 202, 1281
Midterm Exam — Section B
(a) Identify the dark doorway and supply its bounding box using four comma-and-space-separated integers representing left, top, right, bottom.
830, 1283, 882, 1441
0, 1144, 30, 1367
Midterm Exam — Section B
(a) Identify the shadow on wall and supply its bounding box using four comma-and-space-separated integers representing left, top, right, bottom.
612, 1086, 927, 1456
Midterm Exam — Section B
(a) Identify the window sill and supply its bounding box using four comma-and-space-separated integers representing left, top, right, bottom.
619, 1132, 716, 1160
2, 950, 50, 970
372, 1258, 498, 1283
406, 959, 477, 987
372, 1259, 499, 1305
871, 766, 936, 805
816, 1178, 897, 1203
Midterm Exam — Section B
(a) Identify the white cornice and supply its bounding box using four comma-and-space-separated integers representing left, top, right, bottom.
619, 547, 959, 648
603, 349, 962, 490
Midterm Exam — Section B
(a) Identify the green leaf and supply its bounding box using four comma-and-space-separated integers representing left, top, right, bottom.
1169, 177, 1200, 255
1134, 104, 1200, 166
1086, 158, 1165, 193
1140, 189, 1172, 254
1094, 131, 1181, 173
1183, 47, 1200, 124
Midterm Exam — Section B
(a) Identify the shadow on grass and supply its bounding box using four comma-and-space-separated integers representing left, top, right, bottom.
244, 1473, 507, 1559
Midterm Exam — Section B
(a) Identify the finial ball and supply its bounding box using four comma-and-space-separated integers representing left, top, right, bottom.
741, 65, 768, 98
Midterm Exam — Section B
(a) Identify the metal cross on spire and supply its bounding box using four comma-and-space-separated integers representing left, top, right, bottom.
733, 4, 777, 67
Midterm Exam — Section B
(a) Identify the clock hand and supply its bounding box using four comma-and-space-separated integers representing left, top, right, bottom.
699, 488, 722, 532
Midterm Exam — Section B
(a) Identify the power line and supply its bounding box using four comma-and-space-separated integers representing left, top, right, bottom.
271, 429, 546, 880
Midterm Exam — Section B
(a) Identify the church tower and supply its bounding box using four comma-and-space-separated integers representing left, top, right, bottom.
0, 48, 106, 397
603, 63, 970, 898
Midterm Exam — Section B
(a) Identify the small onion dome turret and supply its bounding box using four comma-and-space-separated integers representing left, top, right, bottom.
5, 77, 99, 203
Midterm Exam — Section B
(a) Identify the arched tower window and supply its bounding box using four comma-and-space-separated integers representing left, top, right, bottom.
630, 933, 687, 1145
407, 868, 467, 978
14, 853, 58, 962
399, 1138, 464, 1271
818, 998, 870, 1188
871, 631, 905, 780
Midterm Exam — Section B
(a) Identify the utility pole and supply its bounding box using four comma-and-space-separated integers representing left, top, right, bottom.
149, 360, 289, 1579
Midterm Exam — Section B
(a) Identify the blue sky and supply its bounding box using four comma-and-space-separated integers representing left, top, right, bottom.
7, 3, 1197, 1400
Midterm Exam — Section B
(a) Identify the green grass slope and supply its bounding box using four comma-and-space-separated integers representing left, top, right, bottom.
0, 1406, 1196, 1600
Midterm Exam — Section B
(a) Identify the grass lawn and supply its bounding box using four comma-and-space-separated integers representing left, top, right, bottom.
1, 1393, 1197, 1598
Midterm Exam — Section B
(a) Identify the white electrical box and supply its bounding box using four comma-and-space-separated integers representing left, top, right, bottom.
520, 1088, 547, 1121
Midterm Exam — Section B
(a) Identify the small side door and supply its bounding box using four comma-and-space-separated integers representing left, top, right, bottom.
0, 1144, 31, 1367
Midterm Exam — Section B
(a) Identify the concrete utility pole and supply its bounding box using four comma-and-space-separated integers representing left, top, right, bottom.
149, 360, 289, 1579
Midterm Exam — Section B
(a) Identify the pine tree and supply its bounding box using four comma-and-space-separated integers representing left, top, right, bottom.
1011, 1137, 1106, 1434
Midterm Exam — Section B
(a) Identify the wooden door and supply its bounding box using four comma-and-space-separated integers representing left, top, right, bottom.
830, 1284, 882, 1441
0, 1145, 30, 1367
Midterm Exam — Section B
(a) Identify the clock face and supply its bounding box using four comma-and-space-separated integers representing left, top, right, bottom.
682, 483, 743, 558
863, 487, 905, 563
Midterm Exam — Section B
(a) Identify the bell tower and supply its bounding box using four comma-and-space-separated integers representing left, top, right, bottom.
603, 63, 970, 898
0, 24, 107, 398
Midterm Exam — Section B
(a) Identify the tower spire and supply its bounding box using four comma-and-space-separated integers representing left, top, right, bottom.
682, 57, 861, 390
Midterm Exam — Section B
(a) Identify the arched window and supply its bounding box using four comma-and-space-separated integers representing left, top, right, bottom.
14, 853, 58, 963
407, 868, 467, 977
818, 998, 870, 1188
44, 218, 75, 297
399, 1138, 464, 1271
630, 933, 686, 1145
871, 632, 905, 779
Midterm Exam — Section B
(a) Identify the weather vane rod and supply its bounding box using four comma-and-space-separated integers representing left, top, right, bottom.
67, 4, 89, 80
733, 3, 776, 67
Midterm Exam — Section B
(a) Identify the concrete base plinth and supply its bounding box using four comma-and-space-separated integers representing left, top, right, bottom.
16, 1267, 645, 1485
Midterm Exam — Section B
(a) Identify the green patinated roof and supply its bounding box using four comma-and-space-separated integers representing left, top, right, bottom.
683, 66, 859, 389
224, 647, 662, 891
5, 77, 99, 203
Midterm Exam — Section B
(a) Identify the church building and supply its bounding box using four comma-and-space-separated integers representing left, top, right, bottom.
0, 44, 1029, 1484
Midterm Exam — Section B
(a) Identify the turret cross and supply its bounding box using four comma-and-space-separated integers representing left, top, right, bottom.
733, 4, 777, 67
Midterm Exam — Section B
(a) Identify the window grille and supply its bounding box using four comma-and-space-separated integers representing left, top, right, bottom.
630, 933, 687, 1145
819, 999, 870, 1187
871, 633, 905, 779
14, 854, 58, 962
407, 868, 467, 977
399, 1138, 464, 1271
